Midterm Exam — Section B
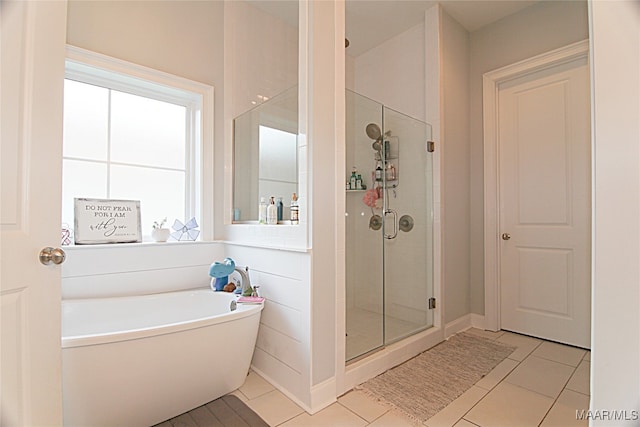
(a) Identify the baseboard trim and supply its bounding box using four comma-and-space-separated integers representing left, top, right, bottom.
309, 378, 337, 414
249, 365, 313, 414
471, 313, 485, 330
445, 313, 486, 338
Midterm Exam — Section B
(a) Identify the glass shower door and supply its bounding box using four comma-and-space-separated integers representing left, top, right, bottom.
345, 90, 384, 361
345, 90, 434, 362
382, 107, 434, 344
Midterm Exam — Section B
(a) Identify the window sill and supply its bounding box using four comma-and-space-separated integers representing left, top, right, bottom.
231, 221, 300, 226
62, 240, 221, 251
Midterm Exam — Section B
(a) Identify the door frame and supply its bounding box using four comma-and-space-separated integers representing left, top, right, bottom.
483, 40, 590, 332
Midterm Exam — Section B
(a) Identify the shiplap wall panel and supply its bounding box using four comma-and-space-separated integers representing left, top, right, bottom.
61, 242, 224, 298
62, 242, 223, 278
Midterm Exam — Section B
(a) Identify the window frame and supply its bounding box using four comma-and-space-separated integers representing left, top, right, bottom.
64, 45, 214, 241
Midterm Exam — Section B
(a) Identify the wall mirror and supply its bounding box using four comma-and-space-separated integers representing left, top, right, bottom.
230, 0, 299, 223
233, 86, 298, 222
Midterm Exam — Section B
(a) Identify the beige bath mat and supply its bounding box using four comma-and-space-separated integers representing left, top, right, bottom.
358, 331, 515, 425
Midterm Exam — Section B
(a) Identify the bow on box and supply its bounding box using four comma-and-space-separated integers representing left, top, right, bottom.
171, 217, 200, 241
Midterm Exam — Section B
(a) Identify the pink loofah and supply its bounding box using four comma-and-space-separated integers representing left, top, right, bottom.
362, 188, 382, 208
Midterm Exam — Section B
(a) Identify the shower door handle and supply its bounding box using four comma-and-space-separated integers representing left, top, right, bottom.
384, 209, 398, 239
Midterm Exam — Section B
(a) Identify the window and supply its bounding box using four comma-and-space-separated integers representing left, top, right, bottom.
62, 49, 210, 241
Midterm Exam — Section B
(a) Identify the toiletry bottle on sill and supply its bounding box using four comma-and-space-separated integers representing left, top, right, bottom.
290, 193, 299, 225
267, 196, 277, 225
258, 197, 267, 224
276, 197, 283, 222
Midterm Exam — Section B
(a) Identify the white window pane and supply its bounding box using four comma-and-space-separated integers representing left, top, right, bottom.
61, 159, 108, 229
109, 165, 185, 236
63, 79, 109, 160
110, 91, 186, 169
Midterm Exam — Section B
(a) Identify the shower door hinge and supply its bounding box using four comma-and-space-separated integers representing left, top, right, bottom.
427, 141, 435, 153
428, 297, 436, 309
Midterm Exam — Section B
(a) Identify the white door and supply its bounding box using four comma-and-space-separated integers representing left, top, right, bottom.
498, 57, 591, 348
1, 1, 67, 425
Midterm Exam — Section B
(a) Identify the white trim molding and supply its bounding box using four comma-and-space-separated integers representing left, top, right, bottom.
445, 314, 472, 338
65, 45, 215, 240
482, 40, 589, 331
444, 313, 486, 338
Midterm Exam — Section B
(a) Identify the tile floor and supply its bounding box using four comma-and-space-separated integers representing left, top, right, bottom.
232, 328, 590, 427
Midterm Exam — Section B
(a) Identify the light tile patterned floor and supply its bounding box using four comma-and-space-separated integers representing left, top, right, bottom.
233, 329, 590, 427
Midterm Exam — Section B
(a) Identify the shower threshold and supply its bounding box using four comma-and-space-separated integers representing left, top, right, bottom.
346, 307, 431, 363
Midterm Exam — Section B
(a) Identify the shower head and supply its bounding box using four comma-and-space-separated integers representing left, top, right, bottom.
366, 123, 382, 141
366, 123, 383, 151
366, 123, 390, 152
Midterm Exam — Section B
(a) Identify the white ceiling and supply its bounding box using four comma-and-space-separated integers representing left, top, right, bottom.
246, 0, 539, 57
347, 0, 539, 56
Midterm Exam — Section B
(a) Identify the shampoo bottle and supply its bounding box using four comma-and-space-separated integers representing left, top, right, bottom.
375, 161, 383, 182
276, 197, 283, 222
258, 197, 267, 224
290, 193, 299, 225
267, 196, 277, 225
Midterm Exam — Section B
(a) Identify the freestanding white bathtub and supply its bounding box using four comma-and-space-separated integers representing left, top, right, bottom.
62, 288, 263, 427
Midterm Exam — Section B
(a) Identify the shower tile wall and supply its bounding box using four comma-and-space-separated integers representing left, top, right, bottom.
352, 22, 426, 123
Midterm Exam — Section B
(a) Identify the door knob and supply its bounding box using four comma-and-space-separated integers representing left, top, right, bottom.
39, 247, 66, 265
501, 233, 511, 241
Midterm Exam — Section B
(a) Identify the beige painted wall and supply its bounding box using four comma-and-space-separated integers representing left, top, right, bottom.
468, 0, 589, 315
441, 9, 471, 323
66, 0, 226, 238
67, 1, 223, 87
224, 0, 298, 120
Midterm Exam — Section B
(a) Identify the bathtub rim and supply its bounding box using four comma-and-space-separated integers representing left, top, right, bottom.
61, 289, 263, 348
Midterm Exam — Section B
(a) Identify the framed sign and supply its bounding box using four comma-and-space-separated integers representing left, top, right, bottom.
74, 198, 142, 244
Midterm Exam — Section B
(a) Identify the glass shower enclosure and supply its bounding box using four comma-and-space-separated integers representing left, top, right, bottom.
345, 89, 434, 361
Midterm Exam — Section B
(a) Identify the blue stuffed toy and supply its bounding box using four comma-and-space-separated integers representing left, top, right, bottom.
209, 257, 235, 291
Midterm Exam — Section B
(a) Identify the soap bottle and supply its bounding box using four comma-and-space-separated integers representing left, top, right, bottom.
267, 196, 277, 225
258, 197, 267, 224
356, 174, 363, 190
375, 161, 383, 182
350, 167, 357, 190
290, 192, 299, 225
276, 197, 283, 222
386, 163, 396, 181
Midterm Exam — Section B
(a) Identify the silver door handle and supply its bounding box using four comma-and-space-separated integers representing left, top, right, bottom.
39, 247, 66, 265
384, 209, 398, 239
501, 233, 511, 241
